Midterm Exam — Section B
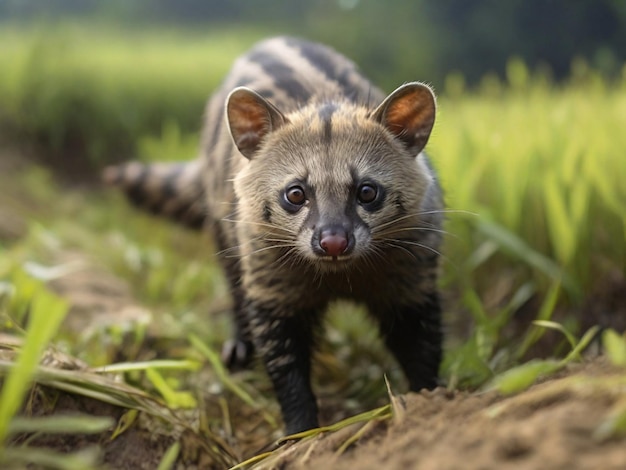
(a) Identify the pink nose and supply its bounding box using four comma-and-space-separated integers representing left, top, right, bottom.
320, 230, 348, 257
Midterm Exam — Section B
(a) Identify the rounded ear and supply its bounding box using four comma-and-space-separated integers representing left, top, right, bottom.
226, 87, 287, 159
371, 82, 436, 156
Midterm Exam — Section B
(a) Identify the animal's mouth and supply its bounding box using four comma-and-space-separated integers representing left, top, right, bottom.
317, 254, 353, 264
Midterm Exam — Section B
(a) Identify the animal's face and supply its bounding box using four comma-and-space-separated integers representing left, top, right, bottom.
229, 83, 436, 272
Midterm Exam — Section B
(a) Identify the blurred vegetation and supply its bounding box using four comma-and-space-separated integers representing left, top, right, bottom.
0, 24, 268, 168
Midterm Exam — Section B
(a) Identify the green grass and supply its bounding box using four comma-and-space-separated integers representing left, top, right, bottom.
433, 68, 626, 384
435, 69, 626, 296
0, 22, 625, 467
433, 65, 626, 365
0, 22, 270, 165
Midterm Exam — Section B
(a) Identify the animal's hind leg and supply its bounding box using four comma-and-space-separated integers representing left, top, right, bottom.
213, 225, 255, 370
221, 281, 255, 370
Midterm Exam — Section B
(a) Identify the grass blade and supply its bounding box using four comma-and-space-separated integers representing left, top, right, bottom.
156, 441, 181, 470
475, 218, 578, 296
516, 281, 561, 359
0, 446, 102, 470
0, 287, 68, 444
7, 415, 113, 435
484, 359, 560, 395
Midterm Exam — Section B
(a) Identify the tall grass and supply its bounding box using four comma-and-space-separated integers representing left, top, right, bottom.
0, 22, 268, 165
434, 62, 626, 308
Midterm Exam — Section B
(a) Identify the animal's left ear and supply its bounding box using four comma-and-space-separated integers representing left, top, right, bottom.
372, 82, 436, 156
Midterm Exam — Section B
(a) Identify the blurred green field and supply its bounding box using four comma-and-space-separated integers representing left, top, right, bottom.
0, 23, 270, 165
1, 22, 626, 468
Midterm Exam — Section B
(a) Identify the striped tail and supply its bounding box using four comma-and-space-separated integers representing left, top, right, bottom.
103, 160, 207, 230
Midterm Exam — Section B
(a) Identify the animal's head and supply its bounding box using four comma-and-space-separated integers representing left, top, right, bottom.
228, 82, 437, 272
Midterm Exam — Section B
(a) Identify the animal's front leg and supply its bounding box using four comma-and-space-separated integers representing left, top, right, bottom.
377, 292, 443, 391
248, 302, 320, 435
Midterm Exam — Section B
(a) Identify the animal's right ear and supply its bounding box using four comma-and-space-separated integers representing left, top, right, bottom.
226, 87, 287, 159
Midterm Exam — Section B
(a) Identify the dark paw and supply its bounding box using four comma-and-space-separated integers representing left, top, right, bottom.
221, 339, 254, 371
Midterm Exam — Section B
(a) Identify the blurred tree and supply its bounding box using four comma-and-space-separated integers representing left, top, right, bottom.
423, 0, 626, 82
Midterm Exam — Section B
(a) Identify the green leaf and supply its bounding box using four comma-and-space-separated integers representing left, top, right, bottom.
145, 368, 197, 409
110, 409, 139, 440
189, 334, 278, 427
484, 359, 560, 395
156, 441, 181, 470
532, 320, 578, 350
602, 329, 626, 367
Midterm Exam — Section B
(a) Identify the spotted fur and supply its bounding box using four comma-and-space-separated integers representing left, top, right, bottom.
105, 37, 444, 435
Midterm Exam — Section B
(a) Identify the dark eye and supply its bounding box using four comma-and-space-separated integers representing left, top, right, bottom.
357, 183, 378, 204
285, 185, 306, 206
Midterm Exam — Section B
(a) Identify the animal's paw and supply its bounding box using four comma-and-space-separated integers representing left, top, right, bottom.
221, 338, 254, 371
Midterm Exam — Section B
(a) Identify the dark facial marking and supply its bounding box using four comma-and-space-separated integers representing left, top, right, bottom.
318, 102, 337, 144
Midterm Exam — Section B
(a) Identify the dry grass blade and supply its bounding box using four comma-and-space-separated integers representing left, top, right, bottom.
231, 405, 392, 469
334, 416, 384, 456
93, 359, 201, 373
277, 405, 392, 444
384, 374, 408, 426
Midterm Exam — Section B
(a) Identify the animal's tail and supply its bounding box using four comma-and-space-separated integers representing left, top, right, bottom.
102, 160, 207, 230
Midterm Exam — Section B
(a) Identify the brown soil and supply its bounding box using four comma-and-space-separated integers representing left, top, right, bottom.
271, 363, 626, 470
